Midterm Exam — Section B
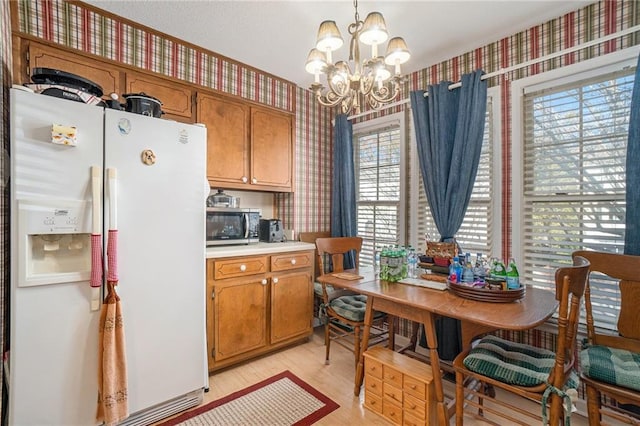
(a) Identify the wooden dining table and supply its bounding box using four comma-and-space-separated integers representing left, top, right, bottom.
317, 269, 559, 426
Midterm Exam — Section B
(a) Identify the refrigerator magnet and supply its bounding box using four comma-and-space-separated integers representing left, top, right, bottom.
118, 118, 131, 135
51, 124, 77, 146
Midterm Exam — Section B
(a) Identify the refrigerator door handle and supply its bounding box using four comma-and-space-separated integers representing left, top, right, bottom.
108, 168, 118, 230
90, 166, 102, 311
106, 168, 118, 285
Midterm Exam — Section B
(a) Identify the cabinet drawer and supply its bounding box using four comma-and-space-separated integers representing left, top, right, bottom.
403, 393, 426, 420
383, 365, 403, 388
271, 252, 312, 272
383, 399, 403, 425
402, 411, 424, 426
383, 382, 403, 405
403, 375, 427, 400
214, 257, 267, 279
364, 391, 383, 414
364, 354, 383, 379
365, 374, 383, 397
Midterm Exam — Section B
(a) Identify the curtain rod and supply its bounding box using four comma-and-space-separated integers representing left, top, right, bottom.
346, 23, 640, 121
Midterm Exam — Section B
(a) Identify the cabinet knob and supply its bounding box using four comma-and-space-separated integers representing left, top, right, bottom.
273, 277, 279, 284
242, 176, 248, 183
290, 259, 296, 265
252, 177, 257, 184
261, 279, 267, 285
240, 264, 247, 272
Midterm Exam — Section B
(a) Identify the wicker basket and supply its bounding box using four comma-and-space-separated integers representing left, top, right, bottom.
426, 241, 456, 259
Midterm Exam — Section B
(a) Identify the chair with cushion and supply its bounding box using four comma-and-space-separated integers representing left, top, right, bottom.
572, 250, 640, 425
314, 236, 390, 366
452, 255, 590, 425
299, 231, 332, 323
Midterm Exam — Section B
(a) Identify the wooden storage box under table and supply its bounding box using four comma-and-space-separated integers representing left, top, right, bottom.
363, 346, 436, 426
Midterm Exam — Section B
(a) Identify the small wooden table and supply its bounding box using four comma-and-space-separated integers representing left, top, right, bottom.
317, 270, 559, 426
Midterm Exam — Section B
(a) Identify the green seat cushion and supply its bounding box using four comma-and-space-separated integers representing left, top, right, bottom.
464, 335, 578, 389
313, 281, 335, 297
328, 294, 385, 323
580, 345, 640, 392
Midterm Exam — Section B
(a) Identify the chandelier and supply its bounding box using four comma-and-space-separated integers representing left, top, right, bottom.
305, 0, 411, 115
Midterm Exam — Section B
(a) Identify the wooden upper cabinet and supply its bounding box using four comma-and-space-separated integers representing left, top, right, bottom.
125, 72, 194, 121
251, 107, 293, 192
197, 93, 250, 187
24, 41, 122, 96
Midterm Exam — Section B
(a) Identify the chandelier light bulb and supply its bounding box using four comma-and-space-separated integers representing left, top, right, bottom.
384, 37, 411, 69
375, 67, 391, 82
305, 48, 327, 74
316, 20, 343, 52
359, 12, 389, 46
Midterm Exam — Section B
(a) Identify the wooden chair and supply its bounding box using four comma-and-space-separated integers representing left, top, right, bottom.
314, 236, 390, 366
572, 250, 640, 425
452, 255, 590, 425
299, 231, 332, 327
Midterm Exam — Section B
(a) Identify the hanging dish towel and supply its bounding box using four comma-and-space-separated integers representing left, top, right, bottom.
97, 170, 129, 425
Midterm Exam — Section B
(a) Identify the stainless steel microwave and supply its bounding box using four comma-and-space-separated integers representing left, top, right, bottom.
206, 207, 261, 246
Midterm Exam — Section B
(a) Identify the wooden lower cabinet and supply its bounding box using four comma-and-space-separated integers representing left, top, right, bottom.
213, 276, 268, 361
206, 249, 314, 371
271, 271, 313, 344
364, 346, 436, 426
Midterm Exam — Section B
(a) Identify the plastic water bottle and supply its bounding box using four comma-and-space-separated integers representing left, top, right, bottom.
380, 247, 389, 281
506, 257, 520, 289
462, 258, 474, 284
374, 248, 381, 274
407, 248, 418, 278
473, 253, 486, 282
449, 256, 463, 283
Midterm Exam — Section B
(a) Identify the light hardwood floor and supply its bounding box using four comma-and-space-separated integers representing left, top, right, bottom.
169, 328, 591, 425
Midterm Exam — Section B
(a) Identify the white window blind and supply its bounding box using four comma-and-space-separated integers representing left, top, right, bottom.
417, 96, 495, 257
522, 69, 633, 330
355, 123, 401, 266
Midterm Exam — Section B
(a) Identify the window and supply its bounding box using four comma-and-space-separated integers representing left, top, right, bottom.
353, 91, 497, 268
514, 51, 636, 330
354, 113, 405, 267
416, 89, 499, 258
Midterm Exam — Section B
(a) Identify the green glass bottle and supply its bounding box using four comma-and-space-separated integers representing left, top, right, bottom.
506, 257, 520, 290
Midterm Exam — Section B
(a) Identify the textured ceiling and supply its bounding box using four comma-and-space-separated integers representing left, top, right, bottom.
84, 0, 594, 88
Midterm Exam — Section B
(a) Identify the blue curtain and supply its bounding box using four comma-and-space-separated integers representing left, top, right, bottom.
625, 55, 640, 255
331, 114, 357, 267
410, 70, 487, 360
410, 70, 487, 240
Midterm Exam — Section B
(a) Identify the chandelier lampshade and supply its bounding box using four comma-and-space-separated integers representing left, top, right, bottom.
305, 0, 410, 114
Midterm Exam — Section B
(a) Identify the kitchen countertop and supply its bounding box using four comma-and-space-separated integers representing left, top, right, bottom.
206, 241, 316, 258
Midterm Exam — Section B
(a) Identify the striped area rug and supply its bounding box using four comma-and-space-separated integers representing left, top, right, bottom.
158, 371, 339, 426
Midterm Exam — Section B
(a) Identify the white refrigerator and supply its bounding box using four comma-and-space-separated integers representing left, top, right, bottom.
9, 88, 208, 425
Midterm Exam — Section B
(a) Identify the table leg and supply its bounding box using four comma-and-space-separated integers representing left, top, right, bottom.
422, 313, 449, 426
354, 296, 374, 396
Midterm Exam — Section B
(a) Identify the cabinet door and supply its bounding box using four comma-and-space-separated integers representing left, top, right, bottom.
126, 72, 193, 121
214, 277, 268, 361
251, 107, 293, 192
270, 271, 313, 344
197, 93, 250, 188
26, 42, 122, 96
